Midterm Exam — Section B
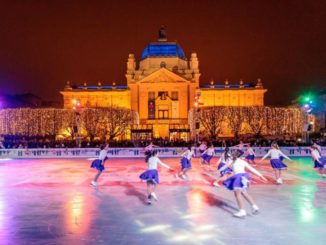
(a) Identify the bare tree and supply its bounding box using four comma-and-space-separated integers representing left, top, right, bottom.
227, 107, 244, 139
81, 109, 100, 141
266, 107, 286, 137
244, 106, 267, 138
198, 106, 225, 140
96, 106, 137, 140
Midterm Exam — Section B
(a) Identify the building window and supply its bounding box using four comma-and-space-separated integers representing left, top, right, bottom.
171, 91, 178, 100
148, 101, 155, 119
148, 92, 155, 100
158, 91, 168, 100
158, 110, 169, 119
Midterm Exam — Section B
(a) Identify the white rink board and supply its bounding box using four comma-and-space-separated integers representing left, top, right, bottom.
0, 147, 324, 159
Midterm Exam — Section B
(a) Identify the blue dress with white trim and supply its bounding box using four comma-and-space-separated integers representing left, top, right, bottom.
223, 173, 250, 191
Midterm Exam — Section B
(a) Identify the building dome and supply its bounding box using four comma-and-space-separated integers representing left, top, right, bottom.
141, 42, 186, 60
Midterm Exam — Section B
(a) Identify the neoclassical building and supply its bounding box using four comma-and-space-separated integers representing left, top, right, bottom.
61, 28, 267, 140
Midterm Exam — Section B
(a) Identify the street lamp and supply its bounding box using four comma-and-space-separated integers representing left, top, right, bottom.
194, 91, 203, 144
72, 99, 82, 147
300, 94, 315, 143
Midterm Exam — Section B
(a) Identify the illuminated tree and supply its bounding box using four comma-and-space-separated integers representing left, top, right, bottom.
227, 107, 244, 139
243, 106, 267, 138
198, 106, 225, 140
81, 109, 100, 141
0, 107, 303, 140
96, 106, 137, 140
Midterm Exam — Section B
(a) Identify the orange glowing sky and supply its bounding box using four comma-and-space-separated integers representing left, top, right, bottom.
0, 0, 325, 105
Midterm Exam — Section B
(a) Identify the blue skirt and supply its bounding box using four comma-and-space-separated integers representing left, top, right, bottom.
270, 159, 287, 169
223, 173, 250, 191
217, 162, 233, 176
201, 154, 213, 163
180, 157, 192, 170
245, 154, 255, 161
314, 158, 326, 168
90, 159, 105, 172
199, 149, 205, 154
237, 149, 245, 156
139, 169, 159, 184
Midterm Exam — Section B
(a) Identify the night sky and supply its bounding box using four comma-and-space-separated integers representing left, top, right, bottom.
1, 0, 325, 106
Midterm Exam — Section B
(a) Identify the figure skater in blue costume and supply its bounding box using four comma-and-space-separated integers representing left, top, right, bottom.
221, 151, 267, 218
201, 144, 215, 169
213, 147, 233, 187
234, 141, 250, 156
260, 142, 292, 185
90, 144, 109, 187
245, 145, 256, 166
311, 145, 326, 178
139, 150, 172, 204
176, 145, 195, 180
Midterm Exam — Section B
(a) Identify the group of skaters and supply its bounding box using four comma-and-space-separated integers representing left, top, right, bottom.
89, 140, 325, 218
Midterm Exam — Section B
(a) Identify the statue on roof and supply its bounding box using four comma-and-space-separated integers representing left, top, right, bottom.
158, 26, 167, 41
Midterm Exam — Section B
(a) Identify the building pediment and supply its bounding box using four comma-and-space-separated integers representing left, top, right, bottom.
138, 68, 190, 83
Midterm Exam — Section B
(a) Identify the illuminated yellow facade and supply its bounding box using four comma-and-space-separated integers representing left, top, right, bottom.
61, 29, 267, 139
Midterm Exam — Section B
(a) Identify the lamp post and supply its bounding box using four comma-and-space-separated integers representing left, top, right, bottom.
194, 91, 203, 144
301, 95, 314, 144
72, 99, 82, 147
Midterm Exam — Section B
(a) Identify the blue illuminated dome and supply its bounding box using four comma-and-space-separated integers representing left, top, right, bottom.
141, 42, 186, 60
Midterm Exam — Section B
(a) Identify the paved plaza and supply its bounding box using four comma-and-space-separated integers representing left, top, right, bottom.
0, 157, 325, 245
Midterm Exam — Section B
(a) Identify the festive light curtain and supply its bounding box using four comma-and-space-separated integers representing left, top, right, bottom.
192, 106, 304, 138
0, 107, 137, 139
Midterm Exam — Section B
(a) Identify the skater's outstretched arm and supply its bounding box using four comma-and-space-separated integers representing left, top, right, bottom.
216, 156, 222, 165
278, 150, 291, 161
244, 162, 267, 181
157, 159, 171, 169
260, 150, 271, 161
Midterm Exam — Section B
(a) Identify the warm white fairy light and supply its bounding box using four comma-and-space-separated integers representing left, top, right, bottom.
0, 107, 137, 139
189, 106, 304, 138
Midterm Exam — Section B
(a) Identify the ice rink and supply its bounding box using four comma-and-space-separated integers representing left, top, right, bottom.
0, 157, 325, 245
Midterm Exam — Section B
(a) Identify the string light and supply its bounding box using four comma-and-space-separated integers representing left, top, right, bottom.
189, 106, 304, 138
0, 108, 137, 139
0, 107, 303, 139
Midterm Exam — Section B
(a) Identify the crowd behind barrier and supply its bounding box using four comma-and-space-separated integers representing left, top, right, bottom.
0, 147, 325, 159
0, 137, 325, 149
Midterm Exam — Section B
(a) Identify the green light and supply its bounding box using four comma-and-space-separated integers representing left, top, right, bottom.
305, 97, 310, 101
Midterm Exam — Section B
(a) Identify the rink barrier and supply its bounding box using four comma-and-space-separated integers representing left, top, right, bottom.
0, 147, 325, 159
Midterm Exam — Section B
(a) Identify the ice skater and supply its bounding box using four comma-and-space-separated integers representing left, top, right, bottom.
176, 145, 195, 180
234, 141, 250, 156
311, 145, 326, 178
312, 141, 322, 154
221, 151, 267, 218
139, 150, 172, 204
198, 141, 207, 163
144, 142, 158, 161
201, 144, 215, 169
213, 147, 233, 187
245, 145, 256, 166
260, 142, 291, 184
90, 144, 109, 187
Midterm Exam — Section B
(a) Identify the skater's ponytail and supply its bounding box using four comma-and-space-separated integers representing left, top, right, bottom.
224, 147, 230, 161
145, 151, 152, 163
231, 150, 241, 161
